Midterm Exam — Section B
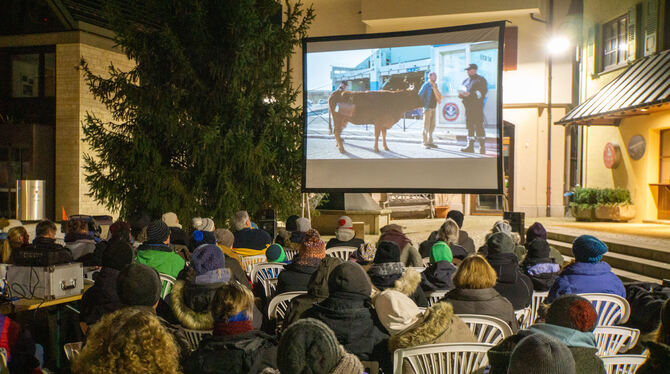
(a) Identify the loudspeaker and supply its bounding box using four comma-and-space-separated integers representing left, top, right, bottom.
257, 209, 277, 240
503, 211, 525, 244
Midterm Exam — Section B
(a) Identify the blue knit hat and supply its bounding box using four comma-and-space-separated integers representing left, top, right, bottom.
191, 244, 225, 275
572, 235, 608, 263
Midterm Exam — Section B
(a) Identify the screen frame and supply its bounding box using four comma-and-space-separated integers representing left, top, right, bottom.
301, 21, 505, 194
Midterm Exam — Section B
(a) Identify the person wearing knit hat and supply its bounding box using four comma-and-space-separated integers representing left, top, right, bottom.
266, 243, 288, 263
281, 217, 312, 252
482, 232, 533, 310
508, 334, 576, 374
422, 210, 476, 259
374, 289, 476, 373
326, 216, 365, 250
79, 239, 134, 332
275, 318, 363, 374
477, 220, 526, 261
161, 212, 182, 229
135, 220, 185, 280
276, 229, 324, 293
636, 299, 670, 374
190, 229, 216, 250
524, 222, 564, 266
214, 228, 241, 262
378, 224, 423, 267
191, 217, 215, 232
274, 215, 299, 247
546, 235, 625, 303
521, 238, 560, 291
232, 210, 272, 256
368, 241, 429, 307
349, 242, 377, 267
420, 241, 457, 292
302, 262, 389, 363
107, 221, 132, 242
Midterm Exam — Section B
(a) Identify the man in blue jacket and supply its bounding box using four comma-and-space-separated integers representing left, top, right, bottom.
418, 72, 442, 149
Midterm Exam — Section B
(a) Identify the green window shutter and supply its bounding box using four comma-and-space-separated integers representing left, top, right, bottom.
645, 0, 659, 56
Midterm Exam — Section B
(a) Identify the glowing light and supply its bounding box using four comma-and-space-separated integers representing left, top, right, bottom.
547, 36, 570, 55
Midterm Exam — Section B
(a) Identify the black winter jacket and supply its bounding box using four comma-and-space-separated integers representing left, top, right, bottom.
486, 252, 533, 310
183, 331, 278, 374
276, 262, 318, 294
326, 237, 365, 249
79, 267, 123, 326
420, 261, 457, 292
12, 237, 73, 266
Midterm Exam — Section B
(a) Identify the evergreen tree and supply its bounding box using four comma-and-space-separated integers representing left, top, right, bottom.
81, 0, 314, 225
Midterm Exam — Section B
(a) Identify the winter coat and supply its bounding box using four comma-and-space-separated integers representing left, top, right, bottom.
135, 243, 186, 279
636, 341, 670, 374
170, 279, 224, 330
420, 261, 456, 292
523, 241, 565, 266
443, 287, 519, 332
233, 228, 272, 255
158, 315, 192, 362
523, 263, 560, 291
486, 252, 532, 310
0, 314, 40, 373
387, 302, 477, 374
326, 237, 364, 250
368, 264, 429, 307
486, 323, 606, 374
64, 233, 97, 261
625, 283, 670, 334
546, 261, 626, 303
302, 297, 389, 362
79, 267, 123, 326
276, 262, 319, 294
12, 237, 73, 266
284, 258, 343, 327
183, 330, 278, 374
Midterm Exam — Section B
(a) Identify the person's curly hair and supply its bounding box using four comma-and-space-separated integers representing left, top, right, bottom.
72, 307, 181, 374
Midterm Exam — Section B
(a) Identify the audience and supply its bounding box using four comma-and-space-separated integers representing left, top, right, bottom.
507, 334, 576, 374
107, 220, 132, 243
486, 294, 605, 374
1, 226, 29, 263
192, 216, 215, 232
420, 219, 468, 263
72, 308, 181, 374
484, 232, 533, 310
526, 222, 564, 265
284, 256, 343, 327
184, 282, 278, 373
368, 241, 429, 307
265, 243, 289, 263
162, 211, 188, 247
63, 219, 97, 261
276, 229, 325, 293
274, 214, 299, 247
375, 290, 476, 373
546, 235, 625, 303
171, 244, 230, 330
378, 224, 422, 267
348, 242, 377, 269
420, 241, 457, 292
478, 220, 526, 261
521, 237, 561, 291
213, 228, 250, 288
12, 220, 72, 266
301, 262, 389, 362
272, 318, 363, 374
424, 210, 476, 254
442, 255, 518, 331
282, 217, 312, 251
232, 210, 272, 256
326, 216, 365, 249
637, 298, 670, 373
135, 220, 186, 279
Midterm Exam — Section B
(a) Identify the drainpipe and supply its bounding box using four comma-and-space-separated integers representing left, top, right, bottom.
546, 0, 554, 218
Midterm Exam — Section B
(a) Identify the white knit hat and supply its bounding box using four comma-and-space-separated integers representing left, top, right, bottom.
161, 212, 181, 229
374, 290, 424, 335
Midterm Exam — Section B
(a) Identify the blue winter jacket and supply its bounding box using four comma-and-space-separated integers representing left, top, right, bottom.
546, 261, 625, 303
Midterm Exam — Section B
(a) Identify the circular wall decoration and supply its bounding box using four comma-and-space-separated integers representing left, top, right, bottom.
442, 102, 459, 121
627, 135, 646, 161
603, 142, 622, 169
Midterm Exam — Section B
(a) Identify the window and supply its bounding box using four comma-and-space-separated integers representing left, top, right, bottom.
8, 52, 55, 98
602, 15, 628, 70
660, 130, 670, 183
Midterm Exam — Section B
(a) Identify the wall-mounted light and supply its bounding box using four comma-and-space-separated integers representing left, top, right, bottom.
547, 35, 570, 55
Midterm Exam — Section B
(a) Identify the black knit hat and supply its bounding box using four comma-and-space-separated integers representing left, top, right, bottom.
446, 210, 464, 228
486, 232, 515, 255
116, 264, 162, 307
285, 215, 299, 232
328, 261, 372, 297
146, 220, 170, 244
508, 334, 576, 374
547, 294, 598, 332
102, 239, 134, 271
526, 238, 551, 261
278, 318, 342, 373
374, 241, 401, 264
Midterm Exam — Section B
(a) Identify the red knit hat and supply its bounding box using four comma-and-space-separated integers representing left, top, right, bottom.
546, 295, 598, 332
295, 229, 326, 265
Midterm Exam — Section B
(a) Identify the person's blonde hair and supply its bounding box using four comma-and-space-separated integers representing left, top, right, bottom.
437, 218, 459, 245
211, 282, 255, 321
453, 255, 497, 289
2, 227, 28, 263
72, 307, 180, 374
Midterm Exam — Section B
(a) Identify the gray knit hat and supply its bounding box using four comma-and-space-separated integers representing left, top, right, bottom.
117, 264, 162, 307
508, 334, 575, 374
296, 217, 311, 233
278, 318, 341, 373
146, 220, 170, 244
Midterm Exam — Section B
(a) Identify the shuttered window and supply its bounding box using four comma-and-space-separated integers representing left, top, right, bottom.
602, 15, 628, 70
503, 26, 518, 71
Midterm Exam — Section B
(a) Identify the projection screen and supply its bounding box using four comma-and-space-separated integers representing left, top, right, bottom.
302, 22, 504, 193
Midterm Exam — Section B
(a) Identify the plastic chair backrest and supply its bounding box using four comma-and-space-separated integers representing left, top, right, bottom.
63, 342, 83, 361
600, 354, 646, 374
267, 291, 307, 334
424, 290, 448, 306
528, 290, 548, 328
579, 293, 631, 326
325, 246, 357, 261
393, 342, 493, 374
262, 278, 278, 299
0, 347, 8, 374
159, 273, 176, 299
456, 314, 513, 345
250, 263, 285, 285
285, 249, 298, 261
183, 329, 213, 351
411, 266, 426, 273
514, 307, 531, 329
422, 257, 430, 267
239, 254, 268, 275
593, 326, 640, 356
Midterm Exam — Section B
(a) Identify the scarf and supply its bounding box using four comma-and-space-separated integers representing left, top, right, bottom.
213, 311, 253, 336
380, 229, 411, 253
330, 346, 364, 374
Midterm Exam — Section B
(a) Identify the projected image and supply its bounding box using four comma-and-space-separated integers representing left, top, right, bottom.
305, 42, 499, 160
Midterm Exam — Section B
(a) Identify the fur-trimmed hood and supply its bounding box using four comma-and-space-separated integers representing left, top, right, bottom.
392, 267, 422, 296
170, 280, 215, 330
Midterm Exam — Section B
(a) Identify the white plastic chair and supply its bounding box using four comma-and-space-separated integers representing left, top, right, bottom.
159, 273, 176, 299
250, 263, 285, 285
325, 246, 357, 261
528, 290, 548, 327
593, 326, 640, 356
183, 329, 213, 350
262, 278, 278, 299
411, 266, 426, 273
514, 307, 531, 329
579, 293, 631, 326
268, 291, 307, 333
285, 249, 298, 261
393, 342, 493, 374
424, 290, 448, 306
63, 342, 82, 361
422, 257, 430, 267
456, 314, 513, 345
600, 354, 646, 374
239, 254, 268, 275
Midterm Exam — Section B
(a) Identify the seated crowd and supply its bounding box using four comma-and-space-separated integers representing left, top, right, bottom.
0, 211, 667, 374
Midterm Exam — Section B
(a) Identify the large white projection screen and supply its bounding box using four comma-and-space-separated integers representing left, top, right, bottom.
302, 22, 504, 193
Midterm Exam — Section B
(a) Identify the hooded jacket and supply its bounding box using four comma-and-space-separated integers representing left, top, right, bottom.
485, 233, 533, 310
79, 267, 123, 326
486, 323, 606, 374
170, 279, 224, 330
443, 288, 519, 332
64, 232, 97, 261
135, 243, 185, 279
420, 261, 457, 292
636, 341, 670, 374
368, 264, 429, 307
521, 239, 560, 291
546, 261, 626, 303
276, 262, 319, 294
425, 229, 475, 256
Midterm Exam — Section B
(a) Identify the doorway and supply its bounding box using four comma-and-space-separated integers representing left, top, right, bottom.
471, 121, 514, 215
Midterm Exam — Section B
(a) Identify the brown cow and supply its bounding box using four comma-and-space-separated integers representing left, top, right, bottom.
328, 88, 423, 153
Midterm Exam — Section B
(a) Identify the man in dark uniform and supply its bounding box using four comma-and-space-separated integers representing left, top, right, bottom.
459, 64, 488, 154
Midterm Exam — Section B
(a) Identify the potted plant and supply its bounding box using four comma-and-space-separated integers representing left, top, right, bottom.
594, 188, 636, 222
570, 187, 598, 221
